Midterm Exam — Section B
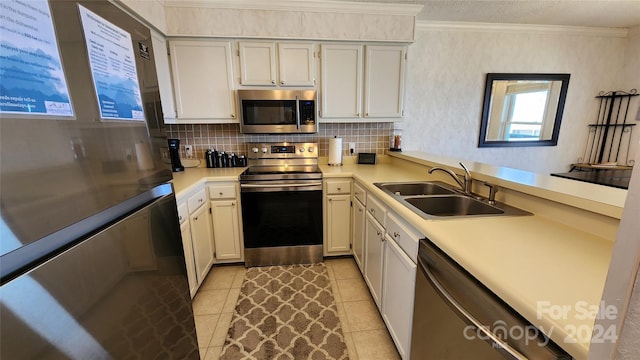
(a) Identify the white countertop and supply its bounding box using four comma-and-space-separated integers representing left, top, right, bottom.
172, 155, 620, 359
320, 160, 616, 359
172, 167, 245, 200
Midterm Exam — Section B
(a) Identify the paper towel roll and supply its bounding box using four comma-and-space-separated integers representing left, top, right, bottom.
328, 137, 342, 166
135, 142, 154, 171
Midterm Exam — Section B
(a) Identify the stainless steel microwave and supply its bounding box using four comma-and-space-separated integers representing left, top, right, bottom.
237, 90, 317, 134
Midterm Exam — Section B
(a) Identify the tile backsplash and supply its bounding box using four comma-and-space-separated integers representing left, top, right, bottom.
166, 123, 394, 159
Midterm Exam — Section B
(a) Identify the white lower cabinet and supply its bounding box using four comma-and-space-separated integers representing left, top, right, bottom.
382, 232, 416, 359
364, 211, 385, 308
208, 182, 243, 262
352, 198, 366, 272
324, 179, 352, 256
180, 219, 199, 298
177, 186, 214, 298
355, 189, 419, 360
190, 202, 215, 283
210, 200, 242, 260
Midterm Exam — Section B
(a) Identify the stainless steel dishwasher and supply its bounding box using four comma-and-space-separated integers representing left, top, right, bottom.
411, 239, 571, 359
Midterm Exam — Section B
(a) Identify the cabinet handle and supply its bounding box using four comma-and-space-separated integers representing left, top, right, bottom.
328, 198, 332, 202
376, 230, 381, 236
271, 80, 276, 84
179, 215, 183, 222
219, 192, 223, 196
370, 208, 375, 214
365, 113, 369, 117
280, 80, 285, 85
356, 113, 360, 116
231, 114, 236, 118
393, 232, 400, 238
232, 202, 236, 206
198, 198, 203, 203
337, 187, 341, 191
358, 208, 362, 213
194, 216, 198, 221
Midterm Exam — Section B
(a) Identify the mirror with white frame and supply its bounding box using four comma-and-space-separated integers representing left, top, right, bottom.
479, 73, 570, 147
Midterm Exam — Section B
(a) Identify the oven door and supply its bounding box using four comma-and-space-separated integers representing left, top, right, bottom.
240, 182, 323, 266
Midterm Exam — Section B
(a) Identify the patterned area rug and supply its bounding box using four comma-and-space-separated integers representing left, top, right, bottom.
220, 263, 349, 360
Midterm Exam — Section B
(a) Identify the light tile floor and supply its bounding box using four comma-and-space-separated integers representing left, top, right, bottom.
192, 257, 400, 360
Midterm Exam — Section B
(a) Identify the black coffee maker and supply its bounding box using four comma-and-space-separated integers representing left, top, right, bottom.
167, 138, 184, 172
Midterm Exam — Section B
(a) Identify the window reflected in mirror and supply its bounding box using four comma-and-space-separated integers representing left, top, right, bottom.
479, 73, 570, 147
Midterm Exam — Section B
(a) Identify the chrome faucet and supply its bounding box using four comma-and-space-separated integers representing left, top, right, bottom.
428, 162, 473, 194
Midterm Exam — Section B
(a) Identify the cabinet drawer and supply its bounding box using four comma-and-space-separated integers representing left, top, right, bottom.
208, 184, 237, 199
386, 212, 420, 262
367, 195, 387, 227
187, 188, 207, 213
353, 182, 367, 205
177, 203, 188, 224
325, 180, 351, 194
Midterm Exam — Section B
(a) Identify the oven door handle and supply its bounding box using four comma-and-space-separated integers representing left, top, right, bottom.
241, 182, 322, 188
420, 256, 528, 360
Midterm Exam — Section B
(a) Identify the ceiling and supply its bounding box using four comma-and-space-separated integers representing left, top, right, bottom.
338, 0, 640, 28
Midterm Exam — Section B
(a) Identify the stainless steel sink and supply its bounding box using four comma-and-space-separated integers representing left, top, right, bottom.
405, 195, 503, 216
375, 181, 457, 196
374, 181, 531, 219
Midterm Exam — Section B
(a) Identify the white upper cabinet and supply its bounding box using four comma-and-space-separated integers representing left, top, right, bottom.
150, 30, 176, 121
320, 44, 406, 122
238, 41, 277, 86
320, 44, 363, 119
168, 39, 236, 122
238, 41, 315, 87
278, 43, 315, 87
364, 45, 406, 118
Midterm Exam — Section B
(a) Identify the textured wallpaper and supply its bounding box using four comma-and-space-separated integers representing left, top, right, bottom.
403, 25, 636, 174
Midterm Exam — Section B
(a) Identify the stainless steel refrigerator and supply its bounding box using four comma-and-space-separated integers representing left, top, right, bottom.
0, 1, 199, 358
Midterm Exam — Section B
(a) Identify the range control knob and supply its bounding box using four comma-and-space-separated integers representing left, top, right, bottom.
261, 147, 268, 153
251, 147, 259, 153
308, 147, 315, 153
299, 147, 305, 153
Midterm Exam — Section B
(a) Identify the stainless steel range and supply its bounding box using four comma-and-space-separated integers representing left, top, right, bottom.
239, 142, 323, 267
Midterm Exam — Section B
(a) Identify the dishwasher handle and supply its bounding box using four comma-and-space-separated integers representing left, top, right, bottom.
419, 255, 528, 360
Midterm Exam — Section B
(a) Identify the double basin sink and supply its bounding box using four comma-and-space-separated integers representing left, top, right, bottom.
374, 181, 531, 219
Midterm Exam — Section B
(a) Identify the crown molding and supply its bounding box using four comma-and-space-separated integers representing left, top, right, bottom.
415, 21, 629, 38
164, 0, 423, 17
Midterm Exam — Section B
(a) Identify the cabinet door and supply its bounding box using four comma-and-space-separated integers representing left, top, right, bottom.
320, 44, 362, 119
326, 194, 351, 255
150, 30, 176, 122
238, 41, 277, 86
382, 235, 416, 359
364, 213, 384, 309
189, 204, 214, 283
364, 45, 406, 118
180, 220, 199, 298
210, 200, 242, 261
169, 40, 236, 120
352, 199, 366, 272
279, 43, 315, 87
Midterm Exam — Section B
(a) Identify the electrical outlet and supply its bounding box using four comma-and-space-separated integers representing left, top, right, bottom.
349, 142, 356, 155
185, 145, 193, 158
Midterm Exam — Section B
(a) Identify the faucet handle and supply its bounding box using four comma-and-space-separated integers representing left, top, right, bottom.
484, 182, 499, 205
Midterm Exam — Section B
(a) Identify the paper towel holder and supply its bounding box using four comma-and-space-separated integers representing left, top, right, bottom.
328, 136, 343, 166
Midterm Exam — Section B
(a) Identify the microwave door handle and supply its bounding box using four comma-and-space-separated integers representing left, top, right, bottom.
295, 96, 300, 130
